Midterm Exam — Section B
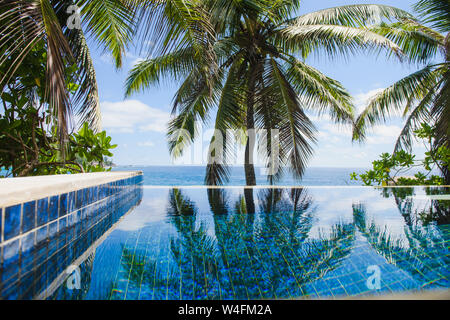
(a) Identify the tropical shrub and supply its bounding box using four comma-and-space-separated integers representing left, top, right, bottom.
0, 42, 116, 177
351, 123, 449, 186
0, 113, 117, 177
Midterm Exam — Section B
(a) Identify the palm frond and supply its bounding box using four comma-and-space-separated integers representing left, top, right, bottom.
283, 56, 354, 124
269, 58, 317, 179
40, 0, 73, 144
132, 0, 216, 65
65, 28, 101, 131
280, 24, 403, 60
205, 55, 246, 185
290, 4, 414, 27
414, 0, 450, 33
167, 69, 221, 158
393, 91, 434, 153
431, 69, 450, 183
368, 20, 444, 64
125, 47, 196, 95
0, 1, 46, 88
77, 0, 136, 68
353, 64, 444, 142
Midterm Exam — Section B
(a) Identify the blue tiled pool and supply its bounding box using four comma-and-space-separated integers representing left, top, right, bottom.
2, 186, 450, 299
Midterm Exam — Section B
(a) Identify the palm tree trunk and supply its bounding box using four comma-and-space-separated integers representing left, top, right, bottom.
245, 67, 257, 186
244, 188, 256, 214
244, 65, 257, 214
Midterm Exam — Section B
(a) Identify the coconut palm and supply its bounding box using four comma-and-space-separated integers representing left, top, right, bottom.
0, 0, 139, 142
353, 0, 450, 183
125, 0, 413, 186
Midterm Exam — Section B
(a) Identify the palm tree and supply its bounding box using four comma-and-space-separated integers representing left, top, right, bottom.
125, 1, 413, 186
0, 0, 139, 142
353, 0, 450, 184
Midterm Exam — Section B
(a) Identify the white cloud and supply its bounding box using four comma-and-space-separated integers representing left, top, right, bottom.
101, 100, 170, 133
325, 124, 353, 138
100, 53, 113, 65
366, 124, 402, 144
307, 112, 332, 123
125, 51, 148, 67
138, 141, 155, 147
131, 57, 145, 66
354, 88, 385, 114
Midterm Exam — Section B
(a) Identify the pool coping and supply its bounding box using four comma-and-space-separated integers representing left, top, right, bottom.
0, 171, 143, 207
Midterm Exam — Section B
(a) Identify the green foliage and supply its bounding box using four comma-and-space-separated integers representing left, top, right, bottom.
0, 115, 117, 177
351, 123, 448, 186
415, 123, 450, 172
0, 0, 141, 141
0, 41, 116, 178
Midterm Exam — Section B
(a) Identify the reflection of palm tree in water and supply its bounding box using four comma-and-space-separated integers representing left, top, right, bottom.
383, 187, 450, 226
352, 203, 449, 289
119, 188, 356, 299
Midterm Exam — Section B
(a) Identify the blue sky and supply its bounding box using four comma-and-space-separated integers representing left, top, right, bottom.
91, 0, 426, 167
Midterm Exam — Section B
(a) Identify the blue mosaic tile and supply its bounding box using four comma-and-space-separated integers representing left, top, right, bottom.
2, 239, 20, 282
75, 189, 85, 210
48, 196, 59, 222
49, 221, 58, 238
4, 204, 21, 241
34, 245, 48, 268
58, 216, 67, 233
18, 272, 34, 300
2, 282, 18, 300
331, 286, 347, 297
20, 249, 34, 273
68, 191, 76, 213
59, 193, 68, 217
99, 184, 107, 199
36, 226, 48, 244
36, 198, 49, 227
35, 264, 47, 294
57, 232, 67, 250
20, 231, 35, 253
92, 186, 98, 203
48, 238, 57, 257
56, 252, 65, 274
22, 201, 36, 234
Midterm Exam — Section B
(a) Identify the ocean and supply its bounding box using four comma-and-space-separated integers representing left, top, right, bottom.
2, 165, 438, 186
112, 166, 369, 186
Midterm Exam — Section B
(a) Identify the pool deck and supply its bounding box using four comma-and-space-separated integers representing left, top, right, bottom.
0, 171, 142, 207
353, 290, 450, 300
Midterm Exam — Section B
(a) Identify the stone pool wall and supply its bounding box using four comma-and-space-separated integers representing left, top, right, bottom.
0, 172, 143, 299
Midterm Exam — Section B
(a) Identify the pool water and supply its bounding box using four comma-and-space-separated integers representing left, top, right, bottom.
42, 187, 450, 299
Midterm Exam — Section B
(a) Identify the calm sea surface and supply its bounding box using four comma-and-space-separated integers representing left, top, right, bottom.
1, 165, 436, 186
112, 166, 370, 186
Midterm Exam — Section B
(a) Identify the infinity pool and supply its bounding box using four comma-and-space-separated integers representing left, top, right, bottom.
6, 186, 450, 299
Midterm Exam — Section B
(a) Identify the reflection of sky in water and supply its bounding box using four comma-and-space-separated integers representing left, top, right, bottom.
50, 187, 450, 300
